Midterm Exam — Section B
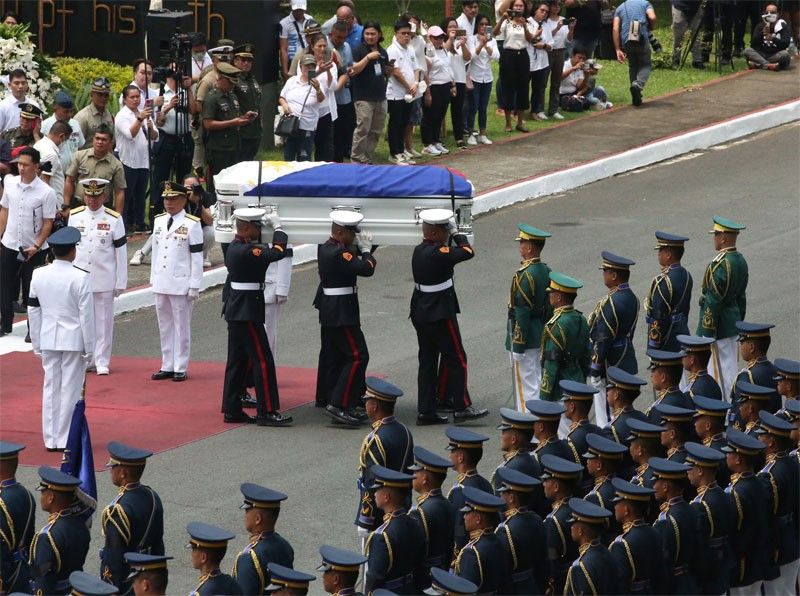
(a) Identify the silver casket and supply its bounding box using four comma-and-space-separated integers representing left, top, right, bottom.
212, 161, 474, 246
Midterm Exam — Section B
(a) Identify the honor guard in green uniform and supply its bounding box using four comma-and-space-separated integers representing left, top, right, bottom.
0, 442, 35, 594
185, 522, 242, 595
561, 381, 602, 481
506, 224, 552, 411
563, 498, 619, 596
645, 232, 692, 352
677, 334, 723, 399
451, 487, 508, 594
697, 216, 748, 397
526, 400, 574, 465
124, 553, 172, 596
756, 412, 800, 594
266, 563, 315, 595
685, 442, 735, 595
494, 468, 547, 594
429, 567, 478, 596
626, 418, 666, 489
730, 322, 779, 427
692, 396, 731, 486
540, 273, 591, 402
608, 478, 661, 594
100, 442, 164, 592
645, 349, 693, 424
408, 447, 455, 581
233, 484, 294, 595
232, 43, 263, 161
317, 545, 367, 596
588, 252, 640, 428
582, 433, 627, 544
363, 466, 426, 594
29, 467, 90, 596
444, 427, 493, 553
2, 102, 43, 148
540, 455, 583, 594
722, 428, 770, 595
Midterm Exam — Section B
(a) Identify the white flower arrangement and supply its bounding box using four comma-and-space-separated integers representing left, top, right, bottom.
0, 24, 60, 107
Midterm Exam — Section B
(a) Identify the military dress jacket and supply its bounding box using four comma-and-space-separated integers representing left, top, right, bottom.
544, 499, 577, 594
726, 472, 771, 588
70, 205, 128, 293
314, 238, 376, 327
588, 283, 640, 376
609, 520, 661, 594
540, 306, 591, 401
28, 507, 91, 595
365, 510, 426, 595
149, 211, 203, 295
532, 437, 574, 467
447, 470, 493, 552
496, 507, 548, 594
652, 496, 698, 594
645, 388, 693, 425
408, 489, 455, 574
684, 370, 723, 400
506, 258, 551, 352
697, 247, 748, 339
452, 529, 508, 594
758, 452, 800, 572
564, 540, 619, 596
202, 87, 242, 152
585, 476, 620, 544
730, 358, 780, 424
690, 483, 734, 595
0, 478, 36, 594
191, 569, 242, 595
234, 72, 263, 140
409, 234, 474, 324
645, 263, 692, 351
232, 530, 294, 595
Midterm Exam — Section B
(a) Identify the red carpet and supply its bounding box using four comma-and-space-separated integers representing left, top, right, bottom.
0, 352, 315, 469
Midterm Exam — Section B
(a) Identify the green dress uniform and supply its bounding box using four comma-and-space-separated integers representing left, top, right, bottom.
540, 306, 591, 401
233, 68, 263, 161
203, 80, 242, 180
696, 246, 748, 339
1, 126, 36, 149
0, 443, 36, 595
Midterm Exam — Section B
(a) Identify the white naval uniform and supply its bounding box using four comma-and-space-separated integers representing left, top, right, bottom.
28, 260, 95, 449
70, 205, 127, 371
263, 247, 293, 359
150, 211, 203, 374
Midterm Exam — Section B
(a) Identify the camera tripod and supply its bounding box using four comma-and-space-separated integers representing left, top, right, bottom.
680, 0, 734, 73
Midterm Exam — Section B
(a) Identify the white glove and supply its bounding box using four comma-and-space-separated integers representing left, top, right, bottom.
356, 231, 373, 254
447, 217, 459, 236
113, 289, 122, 298
265, 212, 282, 229
82, 353, 93, 362
357, 526, 371, 539
511, 351, 525, 362
276, 294, 288, 305
187, 288, 199, 301
34, 351, 42, 359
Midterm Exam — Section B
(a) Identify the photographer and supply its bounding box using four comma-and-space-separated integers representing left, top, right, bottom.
613, 0, 657, 107
420, 25, 454, 155
744, 4, 792, 71
443, 17, 472, 148
495, 0, 536, 133
559, 51, 611, 111
543, 0, 574, 121
386, 19, 421, 165
278, 55, 326, 161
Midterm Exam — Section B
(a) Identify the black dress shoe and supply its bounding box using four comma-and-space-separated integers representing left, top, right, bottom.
46, 447, 65, 453
348, 409, 369, 423
241, 393, 258, 408
436, 399, 456, 413
257, 412, 293, 426
151, 370, 174, 380
325, 405, 360, 426
315, 400, 327, 408
172, 372, 187, 382
224, 411, 256, 424
453, 405, 489, 422
630, 85, 642, 107
24, 332, 31, 343
417, 413, 450, 426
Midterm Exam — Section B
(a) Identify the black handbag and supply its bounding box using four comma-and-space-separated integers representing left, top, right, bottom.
275, 84, 313, 137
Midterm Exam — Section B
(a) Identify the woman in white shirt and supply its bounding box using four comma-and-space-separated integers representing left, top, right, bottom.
494, 0, 537, 133
304, 33, 337, 161
386, 19, 420, 165
115, 85, 158, 233
420, 26, 455, 156
404, 13, 428, 159
466, 14, 498, 145
542, 0, 574, 119
279, 54, 325, 161
443, 17, 472, 148
527, 2, 553, 120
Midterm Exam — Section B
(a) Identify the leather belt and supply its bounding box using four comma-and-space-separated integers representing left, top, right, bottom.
415, 278, 453, 293
230, 282, 263, 290
383, 573, 413, 590
323, 286, 356, 296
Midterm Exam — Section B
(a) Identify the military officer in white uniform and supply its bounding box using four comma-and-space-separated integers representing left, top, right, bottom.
264, 246, 292, 358
69, 178, 127, 375
27, 226, 94, 451
150, 181, 203, 382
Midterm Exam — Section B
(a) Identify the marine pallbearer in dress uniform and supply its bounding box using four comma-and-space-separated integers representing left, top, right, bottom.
221, 207, 292, 427
684, 441, 735, 595
428, 567, 478, 596
730, 321, 779, 427
149, 182, 203, 383
539, 273, 590, 403
677, 334, 723, 400
608, 478, 661, 594
356, 378, 414, 534
316, 544, 367, 596
124, 552, 172, 596
70, 178, 127, 376
644, 349, 693, 424
756, 411, 800, 594
363, 466, 426, 594
582, 432, 627, 545
645, 231, 692, 353
28, 467, 90, 596
506, 224, 552, 411
410, 209, 487, 425
697, 216, 749, 398
587, 252, 640, 428
722, 428, 771, 596
100, 442, 164, 592
692, 395, 731, 486
408, 447, 455, 583
443, 427, 493, 553
27, 226, 94, 451
451, 486, 508, 594
314, 210, 376, 426
232, 483, 294, 595
563, 498, 619, 596
0, 442, 35, 594
266, 562, 316, 595
494, 467, 547, 595
185, 521, 242, 595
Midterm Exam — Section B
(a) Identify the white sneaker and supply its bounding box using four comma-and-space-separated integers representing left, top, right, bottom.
129, 250, 144, 266
203, 257, 212, 268
390, 154, 410, 166
552, 112, 565, 120
96, 367, 110, 376
408, 148, 423, 158
435, 143, 449, 154
605, 101, 614, 109
402, 151, 417, 164
422, 144, 442, 156
477, 135, 493, 145
535, 112, 549, 120
466, 133, 478, 146
591, 103, 606, 111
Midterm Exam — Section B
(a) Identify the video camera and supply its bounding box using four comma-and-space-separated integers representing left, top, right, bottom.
152, 29, 193, 83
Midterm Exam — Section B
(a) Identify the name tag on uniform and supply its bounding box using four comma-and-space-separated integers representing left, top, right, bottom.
374, 62, 382, 76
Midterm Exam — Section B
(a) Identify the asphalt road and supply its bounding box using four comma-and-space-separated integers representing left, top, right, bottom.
15, 123, 800, 594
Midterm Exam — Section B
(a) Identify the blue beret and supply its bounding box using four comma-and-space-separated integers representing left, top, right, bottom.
54, 90, 74, 108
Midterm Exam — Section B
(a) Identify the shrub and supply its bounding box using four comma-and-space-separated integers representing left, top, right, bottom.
52, 57, 131, 114
0, 23, 59, 107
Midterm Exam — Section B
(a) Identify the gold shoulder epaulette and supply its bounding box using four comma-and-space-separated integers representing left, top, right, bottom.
70, 206, 86, 215
104, 207, 121, 218
186, 214, 201, 222
154, 213, 168, 218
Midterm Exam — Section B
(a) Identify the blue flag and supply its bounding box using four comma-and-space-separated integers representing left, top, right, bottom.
60, 398, 97, 523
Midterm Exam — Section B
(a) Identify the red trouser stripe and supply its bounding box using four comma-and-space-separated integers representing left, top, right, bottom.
247, 322, 273, 411
438, 363, 449, 403
446, 319, 469, 408
341, 326, 360, 409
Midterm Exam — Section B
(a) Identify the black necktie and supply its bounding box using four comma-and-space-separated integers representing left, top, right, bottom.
167, 217, 173, 230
